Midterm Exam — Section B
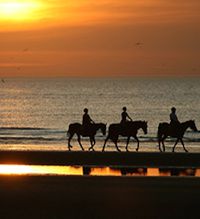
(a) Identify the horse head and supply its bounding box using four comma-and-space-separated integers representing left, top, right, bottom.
188, 120, 198, 132
141, 121, 148, 134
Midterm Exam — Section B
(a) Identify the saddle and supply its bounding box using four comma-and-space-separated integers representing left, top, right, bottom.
170, 121, 181, 136
81, 124, 92, 136
120, 122, 130, 135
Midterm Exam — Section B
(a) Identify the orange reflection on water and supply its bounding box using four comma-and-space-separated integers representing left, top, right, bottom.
0, 165, 82, 175
147, 168, 160, 176
0, 165, 200, 177
159, 169, 171, 177
195, 169, 200, 177
90, 167, 121, 176
178, 169, 195, 176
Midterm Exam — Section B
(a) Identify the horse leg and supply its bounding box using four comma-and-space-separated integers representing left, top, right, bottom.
68, 133, 74, 151
158, 135, 163, 152
113, 135, 121, 152
126, 136, 130, 152
134, 136, 140, 152
180, 138, 188, 152
89, 137, 93, 151
92, 137, 96, 150
114, 139, 121, 152
77, 134, 84, 151
161, 136, 167, 152
89, 136, 95, 151
102, 136, 109, 152
172, 138, 180, 152
93, 138, 96, 146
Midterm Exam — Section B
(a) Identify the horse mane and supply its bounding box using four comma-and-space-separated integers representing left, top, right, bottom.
181, 120, 194, 124
131, 120, 147, 124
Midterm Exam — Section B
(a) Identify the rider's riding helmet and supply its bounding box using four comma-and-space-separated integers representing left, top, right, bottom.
84, 108, 88, 113
171, 107, 176, 112
122, 107, 127, 111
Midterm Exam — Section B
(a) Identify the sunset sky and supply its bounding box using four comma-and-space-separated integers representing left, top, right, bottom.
0, 0, 200, 77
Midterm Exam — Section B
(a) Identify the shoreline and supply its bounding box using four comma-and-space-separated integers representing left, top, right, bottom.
1, 141, 200, 154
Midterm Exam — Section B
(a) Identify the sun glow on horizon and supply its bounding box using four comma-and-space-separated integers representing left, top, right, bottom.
0, 1, 43, 21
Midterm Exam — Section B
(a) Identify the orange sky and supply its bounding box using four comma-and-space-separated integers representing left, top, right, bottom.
0, 0, 200, 77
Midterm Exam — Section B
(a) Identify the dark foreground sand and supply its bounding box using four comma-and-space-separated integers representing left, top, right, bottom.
0, 175, 200, 219
0, 151, 200, 218
1, 151, 200, 167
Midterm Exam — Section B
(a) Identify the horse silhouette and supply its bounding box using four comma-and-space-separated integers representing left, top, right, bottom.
102, 121, 148, 152
157, 120, 198, 152
67, 123, 106, 151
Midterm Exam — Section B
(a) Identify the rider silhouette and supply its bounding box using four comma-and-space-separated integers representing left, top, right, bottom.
82, 108, 94, 133
120, 107, 132, 125
170, 107, 180, 132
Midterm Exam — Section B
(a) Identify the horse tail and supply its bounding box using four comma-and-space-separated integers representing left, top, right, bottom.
67, 124, 73, 137
67, 123, 81, 137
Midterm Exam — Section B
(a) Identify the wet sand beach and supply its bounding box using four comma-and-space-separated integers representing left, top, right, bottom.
0, 151, 200, 218
0, 175, 200, 219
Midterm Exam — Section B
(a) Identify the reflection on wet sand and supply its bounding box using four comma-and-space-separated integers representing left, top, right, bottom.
90, 167, 198, 177
85, 167, 198, 177
159, 168, 196, 176
119, 167, 147, 176
0, 165, 82, 175
0, 165, 199, 177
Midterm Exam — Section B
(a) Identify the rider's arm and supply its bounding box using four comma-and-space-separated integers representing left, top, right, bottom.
127, 113, 132, 121
89, 116, 95, 123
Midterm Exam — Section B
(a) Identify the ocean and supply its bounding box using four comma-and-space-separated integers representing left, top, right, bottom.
0, 77, 200, 152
